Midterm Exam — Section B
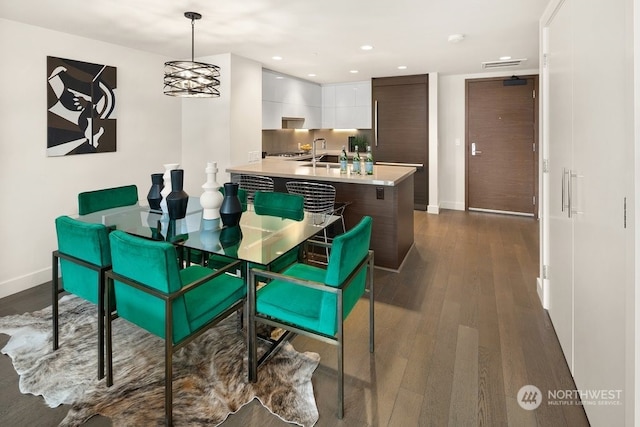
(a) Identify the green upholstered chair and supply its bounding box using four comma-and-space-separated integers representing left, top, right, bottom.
52, 215, 112, 379
105, 230, 246, 426
253, 190, 304, 221
248, 216, 375, 419
78, 184, 139, 215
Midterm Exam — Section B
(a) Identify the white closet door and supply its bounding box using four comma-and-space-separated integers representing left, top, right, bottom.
571, 0, 629, 425
546, 0, 575, 372
544, 0, 632, 425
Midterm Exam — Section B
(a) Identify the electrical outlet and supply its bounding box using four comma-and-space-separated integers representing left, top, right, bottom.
376, 187, 384, 199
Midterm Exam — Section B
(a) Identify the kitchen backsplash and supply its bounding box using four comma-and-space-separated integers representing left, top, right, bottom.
262, 129, 372, 154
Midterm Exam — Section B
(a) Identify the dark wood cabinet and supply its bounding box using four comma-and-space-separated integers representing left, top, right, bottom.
372, 75, 428, 210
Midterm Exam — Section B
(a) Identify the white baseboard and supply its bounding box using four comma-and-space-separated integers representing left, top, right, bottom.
439, 201, 465, 211
0, 267, 52, 299
537, 277, 550, 309
427, 204, 440, 214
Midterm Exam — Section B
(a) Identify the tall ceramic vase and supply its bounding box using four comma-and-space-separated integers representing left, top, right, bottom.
166, 169, 189, 220
147, 173, 164, 210
160, 163, 179, 214
200, 161, 224, 220
219, 182, 243, 227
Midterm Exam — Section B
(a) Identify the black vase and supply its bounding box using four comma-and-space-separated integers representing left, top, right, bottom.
147, 173, 164, 210
166, 169, 189, 220
219, 182, 242, 227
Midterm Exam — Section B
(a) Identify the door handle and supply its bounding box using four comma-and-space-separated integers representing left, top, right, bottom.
561, 168, 569, 212
471, 142, 482, 156
374, 100, 379, 147
569, 171, 583, 217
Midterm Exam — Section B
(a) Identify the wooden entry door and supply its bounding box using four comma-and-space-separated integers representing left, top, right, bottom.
466, 76, 538, 215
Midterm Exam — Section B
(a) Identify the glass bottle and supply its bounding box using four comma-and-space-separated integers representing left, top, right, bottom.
352, 145, 361, 174
365, 145, 374, 175
339, 146, 348, 174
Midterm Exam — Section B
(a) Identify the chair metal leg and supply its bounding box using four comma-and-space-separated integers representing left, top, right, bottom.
105, 278, 114, 387
323, 228, 329, 259
165, 292, 174, 426
248, 269, 258, 382
97, 272, 105, 380
165, 339, 173, 426
337, 289, 344, 419
369, 252, 375, 353
52, 252, 59, 352
337, 315, 344, 419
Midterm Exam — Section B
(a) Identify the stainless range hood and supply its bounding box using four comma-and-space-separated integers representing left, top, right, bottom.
281, 117, 305, 129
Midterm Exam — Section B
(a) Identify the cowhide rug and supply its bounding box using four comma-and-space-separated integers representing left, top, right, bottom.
0, 295, 320, 426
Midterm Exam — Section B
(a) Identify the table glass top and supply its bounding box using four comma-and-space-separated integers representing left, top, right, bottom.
76, 198, 338, 267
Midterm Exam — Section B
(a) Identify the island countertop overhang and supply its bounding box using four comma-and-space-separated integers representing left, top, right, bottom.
227, 158, 415, 187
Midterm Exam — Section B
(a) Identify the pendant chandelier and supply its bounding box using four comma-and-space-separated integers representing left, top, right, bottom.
164, 12, 220, 97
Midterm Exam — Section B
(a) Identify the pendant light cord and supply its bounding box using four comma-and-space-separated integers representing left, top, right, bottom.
191, 16, 195, 62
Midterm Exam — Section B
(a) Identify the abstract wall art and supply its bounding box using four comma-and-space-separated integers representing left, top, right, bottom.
46, 56, 117, 156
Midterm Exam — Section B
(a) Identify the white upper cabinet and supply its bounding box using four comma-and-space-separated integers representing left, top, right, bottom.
262, 69, 321, 129
321, 81, 371, 129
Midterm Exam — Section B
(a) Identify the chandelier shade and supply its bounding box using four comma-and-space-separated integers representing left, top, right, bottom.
164, 12, 220, 98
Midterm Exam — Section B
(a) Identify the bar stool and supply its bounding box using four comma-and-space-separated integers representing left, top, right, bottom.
235, 175, 274, 204
285, 181, 348, 253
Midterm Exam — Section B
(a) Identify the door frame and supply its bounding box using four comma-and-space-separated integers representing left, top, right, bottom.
464, 75, 540, 218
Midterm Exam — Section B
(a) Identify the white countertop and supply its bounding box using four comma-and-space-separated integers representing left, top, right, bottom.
227, 157, 415, 187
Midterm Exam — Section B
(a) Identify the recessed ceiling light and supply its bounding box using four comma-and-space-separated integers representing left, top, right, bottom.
308, 73, 316, 77
360, 45, 374, 51
275, 76, 284, 79
272, 55, 283, 60
499, 56, 512, 60
350, 70, 359, 74
448, 34, 465, 43
397, 65, 407, 70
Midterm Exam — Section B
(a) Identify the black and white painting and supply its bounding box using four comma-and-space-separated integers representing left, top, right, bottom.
47, 56, 116, 156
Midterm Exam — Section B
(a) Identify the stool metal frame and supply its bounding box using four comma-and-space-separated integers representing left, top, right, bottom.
286, 181, 348, 260
235, 174, 274, 203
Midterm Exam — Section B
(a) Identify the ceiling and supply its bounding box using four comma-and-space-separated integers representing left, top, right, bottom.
0, 0, 548, 84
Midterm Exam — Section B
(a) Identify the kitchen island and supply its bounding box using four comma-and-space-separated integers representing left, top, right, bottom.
227, 158, 415, 270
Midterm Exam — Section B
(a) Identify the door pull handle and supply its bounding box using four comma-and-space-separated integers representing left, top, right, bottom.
374, 100, 379, 147
471, 142, 482, 156
562, 168, 569, 212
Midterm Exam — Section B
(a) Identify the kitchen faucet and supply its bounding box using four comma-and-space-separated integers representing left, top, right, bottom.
312, 138, 326, 168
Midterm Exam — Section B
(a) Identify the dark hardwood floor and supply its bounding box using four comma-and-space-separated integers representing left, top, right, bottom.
0, 210, 589, 426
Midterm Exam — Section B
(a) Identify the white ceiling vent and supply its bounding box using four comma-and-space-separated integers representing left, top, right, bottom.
481, 58, 527, 69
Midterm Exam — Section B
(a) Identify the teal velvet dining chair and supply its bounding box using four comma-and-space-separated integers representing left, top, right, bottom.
253, 190, 304, 221
105, 230, 246, 426
248, 215, 375, 419
52, 215, 112, 379
78, 184, 139, 215
207, 191, 305, 273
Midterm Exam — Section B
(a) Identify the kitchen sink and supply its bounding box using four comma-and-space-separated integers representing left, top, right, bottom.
299, 162, 341, 169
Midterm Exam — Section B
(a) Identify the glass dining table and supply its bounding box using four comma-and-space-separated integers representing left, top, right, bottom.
75, 197, 338, 274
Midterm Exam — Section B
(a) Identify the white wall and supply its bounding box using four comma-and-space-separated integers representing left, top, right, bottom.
229, 55, 263, 172
0, 19, 182, 298
181, 54, 231, 193
428, 72, 440, 214
437, 68, 539, 211
181, 53, 262, 193
626, 0, 640, 421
